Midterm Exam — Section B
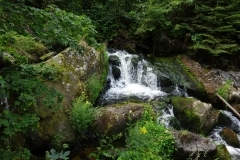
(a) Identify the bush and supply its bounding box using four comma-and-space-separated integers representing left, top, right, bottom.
118, 106, 175, 160
70, 94, 96, 132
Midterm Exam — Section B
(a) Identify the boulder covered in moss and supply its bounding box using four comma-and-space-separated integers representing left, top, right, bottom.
171, 96, 220, 135
154, 56, 207, 100
94, 102, 145, 136
172, 130, 217, 160
220, 128, 240, 148
212, 144, 231, 160
31, 42, 108, 149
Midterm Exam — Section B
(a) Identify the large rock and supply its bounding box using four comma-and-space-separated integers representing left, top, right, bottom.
95, 102, 144, 136
172, 130, 217, 160
154, 56, 207, 101
220, 128, 240, 148
213, 144, 231, 160
31, 41, 107, 149
180, 55, 240, 105
171, 96, 220, 135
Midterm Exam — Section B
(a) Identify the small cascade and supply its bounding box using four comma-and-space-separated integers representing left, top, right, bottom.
208, 110, 240, 159
100, 50, 166, 104
157, 105, 175, 128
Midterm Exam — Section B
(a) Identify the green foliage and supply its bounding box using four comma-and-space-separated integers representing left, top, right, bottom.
0, 110, 39, 140
0, 148, 20, 160
119, 109, 175, 160
0, 2, 97, 51
90, 133, 122, 160
80, 0, 143, 41
46, 148, 70, 160
13, 148, 31, 160
0, 147, 31, 160
217, 79, 232, 101
92, 104, 175, 160
129, 0, 194, 40
2, 65, 63, 111
190, 1, 240, 56
70, 93, 96, 133
86, 73, 103, 103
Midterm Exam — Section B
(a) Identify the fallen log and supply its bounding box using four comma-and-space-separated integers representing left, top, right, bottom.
216, 93, 240, 119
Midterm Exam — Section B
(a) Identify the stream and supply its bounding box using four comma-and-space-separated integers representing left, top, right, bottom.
98, 49, 240, 160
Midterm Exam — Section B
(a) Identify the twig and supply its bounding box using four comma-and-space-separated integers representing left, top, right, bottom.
216, 93, 240, 119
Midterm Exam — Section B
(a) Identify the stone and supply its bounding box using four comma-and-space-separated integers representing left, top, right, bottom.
112, 65, 121, 80
172, 130, 217, 160
171, 96, 220, 135
31, 41, 107, 149
220, 128, 240, 148
109, 55, 120, 66
94, 102, 144, 136
213, 144, 231, 160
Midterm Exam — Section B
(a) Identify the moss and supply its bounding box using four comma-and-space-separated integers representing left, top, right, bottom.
212, 145, 231, 160
154, 56, 205, 93
171, 97, 203, 133
178, 130, 192, 143
220, 128, 240, 147
176, 56, 205, 92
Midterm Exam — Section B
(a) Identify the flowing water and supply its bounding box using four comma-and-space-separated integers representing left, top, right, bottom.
98, 49, 240, 159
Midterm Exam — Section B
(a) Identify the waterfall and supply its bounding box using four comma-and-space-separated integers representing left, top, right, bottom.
100, 50, 166, 104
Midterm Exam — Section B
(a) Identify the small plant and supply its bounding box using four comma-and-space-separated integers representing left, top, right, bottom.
86, 73, 103, 103
46, 148, 70, 160
118, 106, 175, 160
90, 133, 122, 160
70, 93, 96, 132
217, 79, 232, 101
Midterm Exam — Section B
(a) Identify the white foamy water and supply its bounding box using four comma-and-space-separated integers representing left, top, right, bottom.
102, 50, 166, 102
208, 111, 240, 160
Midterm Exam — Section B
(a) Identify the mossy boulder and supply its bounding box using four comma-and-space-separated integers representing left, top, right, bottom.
220, 128, 240, 148
172, 130, 217, 160
94, 102, 145, 136
171, 96, 220, 135
31, 41, 108, 149
154, 56, 207, 100
213, 144, 231, 160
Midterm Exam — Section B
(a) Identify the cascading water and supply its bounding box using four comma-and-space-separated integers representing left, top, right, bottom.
99, 49, 240, 159
100, 50, 166, 104
208, 110, 240, 160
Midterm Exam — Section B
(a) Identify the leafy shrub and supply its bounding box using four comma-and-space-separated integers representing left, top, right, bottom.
46, 148, 70, 160
217, 79, 232, 101
119, 120, 175, 160
70, 94, 96, 132
118, 105, 175, 160
86, 73, 103, 103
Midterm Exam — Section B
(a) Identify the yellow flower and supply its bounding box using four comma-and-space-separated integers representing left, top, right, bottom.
140, 127, 148, 134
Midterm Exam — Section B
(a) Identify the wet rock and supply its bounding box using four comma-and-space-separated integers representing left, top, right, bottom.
112, 65, 121, 80
94, 102, 144, 136
172, 130, 217, 160
109, 55, 120, 66
213, 144, 231, 160
154, 56, 207, 101
220, 128, 240, 148
171, 96, 220, 135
